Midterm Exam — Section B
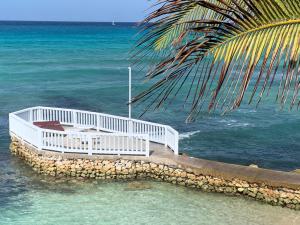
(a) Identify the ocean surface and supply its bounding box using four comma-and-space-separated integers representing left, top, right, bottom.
0, 21, 299, 171
0, 22, 300, 224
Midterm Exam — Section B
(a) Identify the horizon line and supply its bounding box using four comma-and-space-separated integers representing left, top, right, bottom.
0, 19, 142, 24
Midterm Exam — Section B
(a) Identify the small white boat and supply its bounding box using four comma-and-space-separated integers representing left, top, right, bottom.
112, 20, 116, 26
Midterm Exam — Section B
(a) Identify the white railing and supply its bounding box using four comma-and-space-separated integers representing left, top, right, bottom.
165, 126, 179, 153
9, 106, 179, 156
41, 130, 149, 156
9, 113, 40, 147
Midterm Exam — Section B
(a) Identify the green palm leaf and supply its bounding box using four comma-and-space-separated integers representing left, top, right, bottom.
134, 0, 300, 121
154, 2, 222, 50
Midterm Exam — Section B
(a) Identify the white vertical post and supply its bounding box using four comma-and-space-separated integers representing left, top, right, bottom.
39, 107, 43, 121
73, 111, 77, 127
96, 114, 100, 131
146, 135, 150, 157
29, 109, 33, 123
37, 107, 40, 121
37, 129, 43, 150
128, 67, 132, 120
128, 67, 133, 136
88, 135, 93, 156
174, 131, 179, 155
164, 126, 168, 148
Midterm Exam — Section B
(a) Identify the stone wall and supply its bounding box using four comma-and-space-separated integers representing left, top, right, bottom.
10, 137, 300, 210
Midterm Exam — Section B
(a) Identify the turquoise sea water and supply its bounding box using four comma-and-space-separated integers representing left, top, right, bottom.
0, 21, 299, 171
1, 157, 300, 225
0, 22, 300, 224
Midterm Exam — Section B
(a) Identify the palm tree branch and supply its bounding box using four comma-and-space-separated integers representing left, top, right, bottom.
133, 0, 300, 120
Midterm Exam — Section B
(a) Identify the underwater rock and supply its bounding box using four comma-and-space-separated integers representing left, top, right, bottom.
125, 181, 152, 191
293, 169, 300, 174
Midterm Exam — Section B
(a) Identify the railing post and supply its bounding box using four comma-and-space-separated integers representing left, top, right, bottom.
174, 131, 179, 155
37, 129, 43, 150
128, 119, 133, 135
38, 107, 43, 121
146, 135, 150, 157
164, 126, 168, 148
29, 109, 33, 123
88, 136, 93, 156
73, 111, 77, 127
36, 108, 40, 122
96, 114, 100, 131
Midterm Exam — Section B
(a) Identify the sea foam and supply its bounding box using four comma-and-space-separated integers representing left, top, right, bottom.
179, 130, 201, 140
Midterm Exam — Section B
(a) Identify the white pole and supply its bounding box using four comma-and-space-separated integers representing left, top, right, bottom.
128, 67, 132, 119
128, 67, 133, 136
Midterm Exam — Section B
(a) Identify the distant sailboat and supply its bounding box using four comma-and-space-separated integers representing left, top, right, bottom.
112, 20, 116, 26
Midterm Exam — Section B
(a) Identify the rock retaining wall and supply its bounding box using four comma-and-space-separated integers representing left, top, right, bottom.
10, 137, 300, 210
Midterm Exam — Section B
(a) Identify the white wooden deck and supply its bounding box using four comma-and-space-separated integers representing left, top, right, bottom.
9, 107, 179, 157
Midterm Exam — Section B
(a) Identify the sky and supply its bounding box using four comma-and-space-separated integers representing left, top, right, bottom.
0, 0, 152, 22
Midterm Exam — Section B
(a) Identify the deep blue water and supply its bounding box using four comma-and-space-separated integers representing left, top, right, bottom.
0, 21, 299, 173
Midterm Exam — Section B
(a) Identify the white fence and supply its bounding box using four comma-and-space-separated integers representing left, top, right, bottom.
9, 106, 179, 156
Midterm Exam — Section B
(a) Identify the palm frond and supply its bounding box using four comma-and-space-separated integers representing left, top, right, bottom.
153, 1, 223, 51
134, 0, 300, 121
